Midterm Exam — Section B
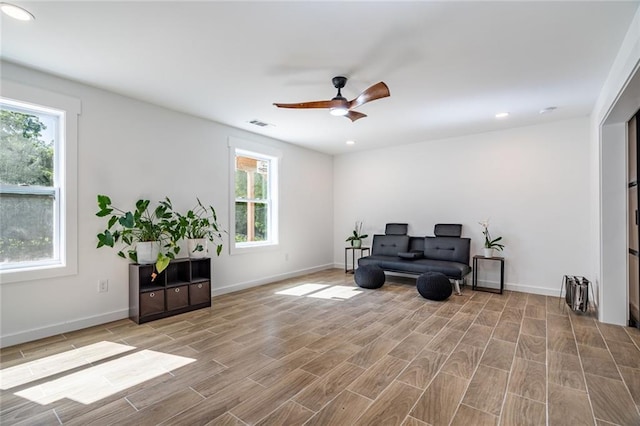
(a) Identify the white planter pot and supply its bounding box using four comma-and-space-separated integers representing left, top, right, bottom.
137, 241, 160, 264
188, 238, 208, 258
483, 248, 494, 258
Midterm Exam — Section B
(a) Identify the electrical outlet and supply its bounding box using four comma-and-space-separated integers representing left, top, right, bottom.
99, 279, 109, 293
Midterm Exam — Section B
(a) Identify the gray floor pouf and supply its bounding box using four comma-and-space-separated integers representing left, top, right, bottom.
417, 272, 452, 301
355, 265, 385, 289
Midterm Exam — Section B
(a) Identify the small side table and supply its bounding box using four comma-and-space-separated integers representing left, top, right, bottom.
472, 255, 505, 294
345, 247, 371, 274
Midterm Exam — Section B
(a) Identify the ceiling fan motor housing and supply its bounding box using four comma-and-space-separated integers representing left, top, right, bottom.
331, 76, 348, 101
332, 76, 347, 89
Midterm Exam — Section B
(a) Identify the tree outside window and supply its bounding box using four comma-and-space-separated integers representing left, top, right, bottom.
0, 106, 58, 265
235, 155, 270, 243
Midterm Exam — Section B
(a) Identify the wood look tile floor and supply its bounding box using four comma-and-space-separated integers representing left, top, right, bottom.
2, 269, 640, 425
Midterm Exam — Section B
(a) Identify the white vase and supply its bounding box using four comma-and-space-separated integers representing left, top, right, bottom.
483, 248, 494, 258
352, 239, 362, 249
188, 238, 208, 258
136, 241, 160, 264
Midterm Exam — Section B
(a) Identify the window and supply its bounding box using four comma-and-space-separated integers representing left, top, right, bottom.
0, 81, 79, 282
229, 138, 279, 253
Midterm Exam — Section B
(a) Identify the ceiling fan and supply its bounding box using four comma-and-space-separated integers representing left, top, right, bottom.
273, 76, 390, 122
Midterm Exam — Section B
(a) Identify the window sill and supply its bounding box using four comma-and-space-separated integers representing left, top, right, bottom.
0, 261, 77, 284
230, 242, 279, 256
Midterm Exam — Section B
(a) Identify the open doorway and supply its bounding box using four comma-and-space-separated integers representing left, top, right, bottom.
629, 111, 640, 328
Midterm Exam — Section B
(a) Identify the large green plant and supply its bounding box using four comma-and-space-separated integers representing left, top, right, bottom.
176, 198, 224, 256
96, 195, 180, 275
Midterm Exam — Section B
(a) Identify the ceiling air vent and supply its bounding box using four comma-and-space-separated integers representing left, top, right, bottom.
248, 119, 271, 127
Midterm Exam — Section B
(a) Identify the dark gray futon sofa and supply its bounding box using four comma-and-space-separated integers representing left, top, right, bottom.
357, 223, 471, 294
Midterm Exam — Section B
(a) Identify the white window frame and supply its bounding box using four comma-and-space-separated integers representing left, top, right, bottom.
0, 80, 80, 283
228, 137, 279, 255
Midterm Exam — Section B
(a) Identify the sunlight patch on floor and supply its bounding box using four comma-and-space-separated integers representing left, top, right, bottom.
307, 285, 363, 300
275, 283, 362, 300
275, 283, 329, 296
0, 341, 134, 390
14, 349, 195, 405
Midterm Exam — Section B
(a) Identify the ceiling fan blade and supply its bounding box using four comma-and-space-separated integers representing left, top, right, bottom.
344, 110, 367, 122
348, 82, 390, 110
273, 99, 344, 109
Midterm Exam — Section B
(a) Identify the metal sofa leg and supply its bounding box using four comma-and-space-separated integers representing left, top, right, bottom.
453, 280, 462, 296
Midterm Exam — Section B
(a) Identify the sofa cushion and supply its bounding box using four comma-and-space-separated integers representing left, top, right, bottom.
358, 256, 471, 279
371, 235, 410, 256
423, 236, 470, 265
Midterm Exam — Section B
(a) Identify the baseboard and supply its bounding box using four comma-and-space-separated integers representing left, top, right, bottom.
337, 264, 563, 297
0, 309, 129, 349
212, 263, 335, 297
503, 282, 561, 297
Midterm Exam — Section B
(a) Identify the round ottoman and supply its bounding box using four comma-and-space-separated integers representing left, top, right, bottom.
417, 272, 452, 301
355, 265, 385, 289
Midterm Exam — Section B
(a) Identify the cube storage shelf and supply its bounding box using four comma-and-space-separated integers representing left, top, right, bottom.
129, 257, 211, 324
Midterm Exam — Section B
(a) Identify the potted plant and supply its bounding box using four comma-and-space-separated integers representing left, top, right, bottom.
176, 198, 224, 258
479, 219, 505, 257
96, 195, 180, 277
345, 221, 368, 249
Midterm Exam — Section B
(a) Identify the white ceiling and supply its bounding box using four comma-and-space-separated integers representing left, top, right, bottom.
1, 1, 638, 155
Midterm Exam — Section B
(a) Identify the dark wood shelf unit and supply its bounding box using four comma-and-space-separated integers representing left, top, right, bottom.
191, 260, 211, 282
129, 257, 212, 324
140, 284, 165, 293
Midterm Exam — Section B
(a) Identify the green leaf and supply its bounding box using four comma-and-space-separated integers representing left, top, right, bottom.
107, 215, 118, 229
216, 244, 222, 256
156, 255, 170, 273
119, 211, 134, 228
136, 199, 150, 213
117, 251, 126, 259
97, 194, 111, 208
96, 208, 113, 217
97, 230, 114, 247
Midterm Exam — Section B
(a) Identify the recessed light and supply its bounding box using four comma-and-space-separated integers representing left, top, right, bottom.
539, 106, 557, 114
346, 140, 355, 145
0, 3, 35, 21
495, 112, 509, 119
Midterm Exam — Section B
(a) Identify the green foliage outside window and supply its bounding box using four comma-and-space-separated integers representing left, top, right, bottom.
0, 109, 55, 263
234, 156, 269, 243
0, 109, 54, 186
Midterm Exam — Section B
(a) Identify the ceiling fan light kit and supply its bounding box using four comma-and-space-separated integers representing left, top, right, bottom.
274, 76, 390, 122
330, 107, 349, 116
0, 2, 35, 20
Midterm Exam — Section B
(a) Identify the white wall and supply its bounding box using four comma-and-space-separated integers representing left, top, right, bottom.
334, 118, 591, 295
591, 7, 640, 325
0, 62, 334, 347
